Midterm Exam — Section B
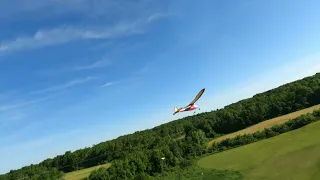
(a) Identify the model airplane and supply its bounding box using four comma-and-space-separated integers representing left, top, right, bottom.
173, 88, 205, 115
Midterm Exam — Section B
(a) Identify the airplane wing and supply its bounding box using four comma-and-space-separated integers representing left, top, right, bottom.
188, 88, 205, 106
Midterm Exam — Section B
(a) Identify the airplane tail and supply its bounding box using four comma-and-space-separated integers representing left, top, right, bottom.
173, 106, 179, 115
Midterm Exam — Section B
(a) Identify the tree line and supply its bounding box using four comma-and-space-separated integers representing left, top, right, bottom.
0, 72, 319, 180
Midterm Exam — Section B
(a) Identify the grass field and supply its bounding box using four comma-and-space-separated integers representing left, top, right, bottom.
198, 120, 320, 180
153, 166, 243, 180
207, 104, 320, 147
63, 163, 111, 180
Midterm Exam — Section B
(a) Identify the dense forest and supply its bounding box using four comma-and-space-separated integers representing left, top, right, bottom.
1, 72, 319, 180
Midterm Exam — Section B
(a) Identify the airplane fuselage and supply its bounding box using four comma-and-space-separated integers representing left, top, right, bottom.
178, 104, 198, 113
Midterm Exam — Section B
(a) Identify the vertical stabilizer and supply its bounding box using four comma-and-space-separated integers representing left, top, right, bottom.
173, 106, 179, 115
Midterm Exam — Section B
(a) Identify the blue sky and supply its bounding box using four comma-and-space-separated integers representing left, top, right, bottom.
1, 0, 320, 174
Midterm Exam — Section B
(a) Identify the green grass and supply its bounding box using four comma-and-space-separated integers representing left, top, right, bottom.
208, 104, 320, 147
152, 166, 243, 180
63, 163, 111, 180
198, 120, 320, 180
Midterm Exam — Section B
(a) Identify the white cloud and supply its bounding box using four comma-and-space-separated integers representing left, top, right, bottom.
0, 0, 163, 20
0, 96, 53, 112
147, 12, 179, 23
74, 59, 111, 71
0, 10, 175, 54
0, 0, 98, 19
31, 76, 96, 94
101, 82, 116, 88
0, 21, 145, 53
0, 0, 176, 55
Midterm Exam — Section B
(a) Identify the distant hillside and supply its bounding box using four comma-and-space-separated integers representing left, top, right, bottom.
1, 72, 319, 180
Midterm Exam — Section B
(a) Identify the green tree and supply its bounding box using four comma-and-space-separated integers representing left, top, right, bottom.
184, 129, 208, 157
